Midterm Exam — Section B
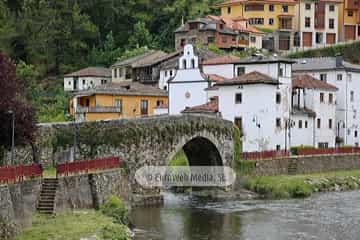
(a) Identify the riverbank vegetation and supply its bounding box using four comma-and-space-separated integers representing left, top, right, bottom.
241, 169, 360, 199
16, 196, 131, 240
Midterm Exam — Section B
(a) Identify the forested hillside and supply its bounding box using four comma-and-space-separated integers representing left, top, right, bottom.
0, 0, 221, 122
0, 0, 221, 75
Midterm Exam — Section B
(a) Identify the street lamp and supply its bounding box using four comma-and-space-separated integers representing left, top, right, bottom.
7, 110, 15, 165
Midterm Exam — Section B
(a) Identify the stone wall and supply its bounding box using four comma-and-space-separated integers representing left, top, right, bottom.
55, 169, 132, 213
249, 153, 360, 176
0, 180, 41, 229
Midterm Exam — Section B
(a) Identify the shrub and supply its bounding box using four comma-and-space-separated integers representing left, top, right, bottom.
288, 183, 312, 198
100, 196, 128, 225
101, 224, 130, 240
0, 217, 17, 240
236, 160, 256, 175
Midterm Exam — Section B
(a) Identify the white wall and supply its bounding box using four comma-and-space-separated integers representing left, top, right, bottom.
218, 83, 291, 152
291, 114, 315, 147
64, 76, 109, 91
159, 69, 176, 91
203, 64, 234, 79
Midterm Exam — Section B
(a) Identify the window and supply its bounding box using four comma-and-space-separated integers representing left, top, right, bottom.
320, 73, 327, 82
170, 70, 173, 76
269, 4, 274, 11
250, 36, 256, 43
329, 93, 333, 104
305, 121, 308, 128
276, 118, 282, 128
317, 118, 321, 128
140, 100, 149, 115
351, 91, 355, 102
114, 68, 118, 78
222, 36, 227, 43
191, 59, 195, 68
276, 93, 281, 104
165, 71, 168, 77
269, 18, 274, 25
282, 5, 288, 12
305, 17, 311, 28
279, 66, 284, 77
276, 145, 281, 151
164, 86, 167, 91
249, 18, 264, 25
337, 74, 343, 81
232, 36, 236, 42
316, 32, 323, 44
189, 23, 198, 30
237, 67, 245, 76
101, 79, 107, 85
234, 117, 242, 131
348, 10, 353, 17
235, 93, 242, 104
68, 81, 71, 85
83, 79, 86, 85
329, 119, 333, 129
299, 120, 303, 129
320, 92, 324, 103
318, 142, 329, 148
118, 68, 123, 77
156, 100, 164, 106
355, 131, 358, 138
180, 39, 186, 47
245, 4, 264, 11
329, 18, 334, 29
114, 99, 122, 113
85, 99, 90, 107
207, 37, 215, 44
183, 60, 187, 69
305, 3, 311, 10
227, 7, 231, 14
329, 5, 335, 12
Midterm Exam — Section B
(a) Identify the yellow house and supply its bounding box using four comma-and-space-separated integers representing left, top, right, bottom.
339, 0, 360, 41
70, 82, 168, 121
218, 0, 297, 31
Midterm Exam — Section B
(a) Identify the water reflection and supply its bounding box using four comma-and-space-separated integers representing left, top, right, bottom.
131, 191, 360, 240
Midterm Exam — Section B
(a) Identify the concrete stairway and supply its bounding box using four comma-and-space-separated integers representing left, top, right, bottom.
37, 178, 58, 214
287, 159, 298, 175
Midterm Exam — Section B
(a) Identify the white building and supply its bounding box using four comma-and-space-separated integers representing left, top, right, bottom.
293, 56, 360, 146
64, 67, 111, 92
168, 45, 211, 115
291, 74, 338, 148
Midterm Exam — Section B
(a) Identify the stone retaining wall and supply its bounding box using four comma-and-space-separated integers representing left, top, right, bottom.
0, 179, 41, 229
250, 153, 360, 176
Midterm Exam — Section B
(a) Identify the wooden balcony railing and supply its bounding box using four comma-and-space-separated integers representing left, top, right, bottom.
76, 106, 122, 113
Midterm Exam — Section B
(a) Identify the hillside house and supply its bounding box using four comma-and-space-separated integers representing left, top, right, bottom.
64, 67, 111, 92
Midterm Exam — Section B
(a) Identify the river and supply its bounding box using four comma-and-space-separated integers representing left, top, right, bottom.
131, 190, 360, 240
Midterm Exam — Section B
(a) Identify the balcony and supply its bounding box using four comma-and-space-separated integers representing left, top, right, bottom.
76, 106, 122, 113
278, 16, 293, 30
238, 39, 249, 46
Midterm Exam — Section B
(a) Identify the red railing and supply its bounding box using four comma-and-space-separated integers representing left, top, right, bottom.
241, 150, 289, 160
297, 147, 360, 156
0, 163, 43, 184
56, 156, 121, 177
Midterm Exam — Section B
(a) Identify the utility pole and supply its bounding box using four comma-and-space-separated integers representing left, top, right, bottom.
7, 110, 15, 165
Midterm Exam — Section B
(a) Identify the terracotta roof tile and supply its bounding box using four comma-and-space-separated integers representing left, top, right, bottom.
64, 67, 111, 77
216, 71, 278, 86
202, 55, 240, 65
292, 74, 338, 91
182, 97, 219, 113
216, 0, 298, 7
202, 73, 229, 82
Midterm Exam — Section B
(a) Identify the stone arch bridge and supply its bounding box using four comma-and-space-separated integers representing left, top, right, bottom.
37, 115, 235, 171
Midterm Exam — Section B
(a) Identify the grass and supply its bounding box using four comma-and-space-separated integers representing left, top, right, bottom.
43, 166, 56, 178
15, 210, 115, 240
169, 150, 189, 167
242, 169, 360, 199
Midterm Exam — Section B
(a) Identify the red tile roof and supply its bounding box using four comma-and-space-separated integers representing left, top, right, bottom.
202, 74, 229, 82
64, 67, 111, 77
202, 55, 240, 65
182, 97, 219, 114
216, 71, 278, 86
292, 74, 338, 91
207, 15, 263, 34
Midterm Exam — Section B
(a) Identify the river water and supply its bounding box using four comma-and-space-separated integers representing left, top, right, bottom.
131, 191, 360, 240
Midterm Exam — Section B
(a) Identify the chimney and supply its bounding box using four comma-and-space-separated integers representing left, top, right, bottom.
335, 53, 343, 68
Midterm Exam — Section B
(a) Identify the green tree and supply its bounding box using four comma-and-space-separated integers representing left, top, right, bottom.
127, 21, 154, 49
